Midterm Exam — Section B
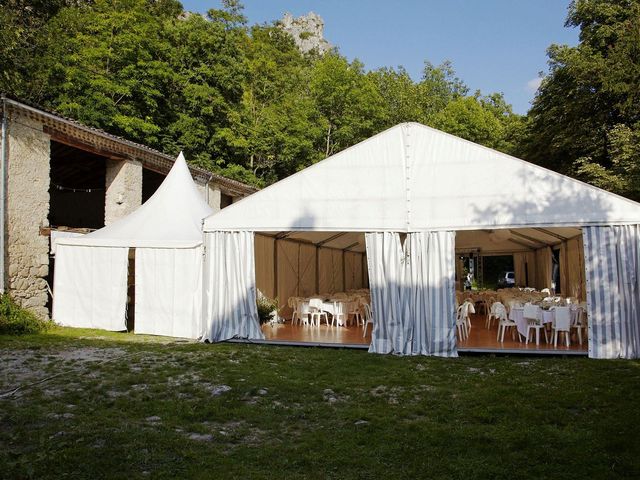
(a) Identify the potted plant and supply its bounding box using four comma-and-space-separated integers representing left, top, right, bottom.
256, 293, 279, 325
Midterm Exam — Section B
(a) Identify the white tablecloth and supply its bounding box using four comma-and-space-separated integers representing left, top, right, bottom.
321, 300, 350, 326
509, 307, 554, 338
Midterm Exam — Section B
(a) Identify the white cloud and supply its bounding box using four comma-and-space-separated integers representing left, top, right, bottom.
525, 77, 543, 93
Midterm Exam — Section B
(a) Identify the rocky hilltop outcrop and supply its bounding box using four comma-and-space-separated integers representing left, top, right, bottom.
279, 12, 332, 54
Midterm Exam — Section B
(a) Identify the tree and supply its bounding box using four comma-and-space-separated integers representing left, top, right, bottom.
524, 0, 640, 199
228, 24, 322, 183
310, 53, 386, 157
369, 66, 423, 126
162, 5, 248, 168
32, 0, 183, 144
418, 60, 468, 120
1, 0, 525, 188
429, 93, 524, 154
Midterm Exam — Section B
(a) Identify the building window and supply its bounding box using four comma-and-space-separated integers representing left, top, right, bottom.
221, 193, 233, 209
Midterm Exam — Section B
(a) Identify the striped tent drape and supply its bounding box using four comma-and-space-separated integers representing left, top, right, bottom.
365, 231, 457, 357
201, 231, 265, 342
365, 232, 411, 354
584, 225, 640, 359
406, 231, 457, 356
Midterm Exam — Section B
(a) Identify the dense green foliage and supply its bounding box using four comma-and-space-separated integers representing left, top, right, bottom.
0, 0, 523, 186
0, 294, 51, 334
524, 0, 640, 200
1, 0, 638, 196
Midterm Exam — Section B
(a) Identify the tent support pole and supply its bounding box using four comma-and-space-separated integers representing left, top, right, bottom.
273, 238, 278, 307
342, 251, 346, 292
315, 247, 319, 294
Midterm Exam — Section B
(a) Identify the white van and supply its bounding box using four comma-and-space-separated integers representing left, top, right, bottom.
498, 271, 515, 287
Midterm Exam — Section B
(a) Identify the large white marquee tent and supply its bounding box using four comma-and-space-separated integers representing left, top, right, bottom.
202, 123, 640, 359
53, 153, 212, 339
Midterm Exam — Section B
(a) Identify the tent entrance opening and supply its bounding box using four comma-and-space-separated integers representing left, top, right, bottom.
255, 231, 371, 345
455, 227, 588, 353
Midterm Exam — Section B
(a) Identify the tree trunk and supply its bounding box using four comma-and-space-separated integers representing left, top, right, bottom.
325, 124, 332, 157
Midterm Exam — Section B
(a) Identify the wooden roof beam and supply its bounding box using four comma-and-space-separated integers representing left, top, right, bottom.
533, 227, 568, 241
315, 232, 348, 247
509, 230, 548, 248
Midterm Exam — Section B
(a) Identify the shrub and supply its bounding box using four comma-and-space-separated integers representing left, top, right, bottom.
0, 294, 52, 334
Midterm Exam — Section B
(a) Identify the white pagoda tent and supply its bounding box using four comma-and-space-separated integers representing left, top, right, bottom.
53, 153, 212, 339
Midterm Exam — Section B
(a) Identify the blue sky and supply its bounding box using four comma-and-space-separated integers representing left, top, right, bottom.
180, 1, 579, 114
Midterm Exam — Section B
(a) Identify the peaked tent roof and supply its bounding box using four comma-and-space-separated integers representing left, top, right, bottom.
204, 123, 640, 232
59, 153, 213, 248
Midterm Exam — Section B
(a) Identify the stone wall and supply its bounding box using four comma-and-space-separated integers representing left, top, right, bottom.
105, 159, 142, 225
195, 181, 222, 213
6, 116, 50, 318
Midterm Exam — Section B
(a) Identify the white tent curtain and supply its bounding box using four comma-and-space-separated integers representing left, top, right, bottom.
201, 231, 264, 342
365, 231, 457, 356
365, 232, 411, 354
53, 245, 128, 331
584, 225, 640, 359
406, 231, 457, 357
134, 247, 203, 339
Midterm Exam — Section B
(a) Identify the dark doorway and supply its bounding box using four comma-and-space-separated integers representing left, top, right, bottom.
49, 141, 106, 229
142, 168, 165, 203
484, 255, 515, 290
221, 193, 233, 209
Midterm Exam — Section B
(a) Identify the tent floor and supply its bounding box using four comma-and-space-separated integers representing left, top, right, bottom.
261, 321, 371, 346
459, 313, 588, 354
255, 313, 588, 355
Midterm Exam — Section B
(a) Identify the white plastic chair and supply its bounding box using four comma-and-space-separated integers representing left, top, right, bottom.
485, 296, 496, 323
462, 300, 474, 331
348, 299, 362, 326
484, 302, 507, 330
309, 298, 328, 327
570, 306, 586, 345
330, 300, 349, 327
297, 300, 311, 326
524, 304, 547, 345
362, 303, 373, 338
552, 307, 571, 347
506, 299, 522, 314
456, 305, 469, 341
289, 297, 301, 325
494, 303, 516, 342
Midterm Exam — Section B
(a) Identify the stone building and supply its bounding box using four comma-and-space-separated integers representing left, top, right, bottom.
0, 96, 256, 318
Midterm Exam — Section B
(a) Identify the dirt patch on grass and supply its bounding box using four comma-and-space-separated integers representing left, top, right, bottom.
0, 346, 128, 392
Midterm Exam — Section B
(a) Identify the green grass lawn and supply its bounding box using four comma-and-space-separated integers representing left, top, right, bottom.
1, 327, 639, 479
